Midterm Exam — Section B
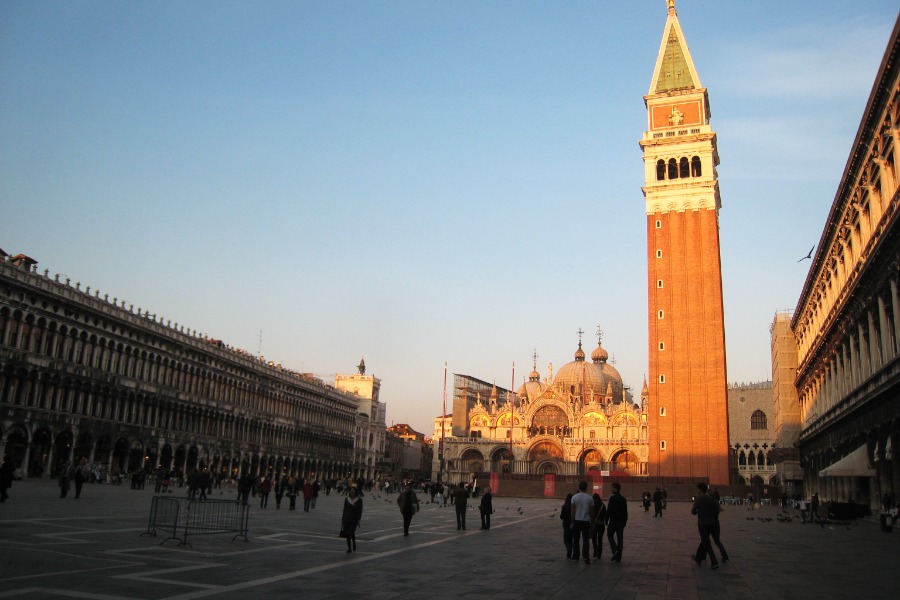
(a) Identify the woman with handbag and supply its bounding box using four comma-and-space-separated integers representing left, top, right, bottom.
341, 486, 363, 553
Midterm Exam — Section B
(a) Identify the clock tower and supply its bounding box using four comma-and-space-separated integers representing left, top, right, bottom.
640, 0, 730, 485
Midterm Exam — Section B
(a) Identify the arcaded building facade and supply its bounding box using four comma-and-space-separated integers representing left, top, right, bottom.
771, 14, 900, 509
0, 255, 359, 481
641, 1, 730, 484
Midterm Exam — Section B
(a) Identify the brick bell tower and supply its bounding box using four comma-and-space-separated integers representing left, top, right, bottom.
640, 0, 730, 485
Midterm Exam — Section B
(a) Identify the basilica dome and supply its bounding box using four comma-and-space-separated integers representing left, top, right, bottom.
551, 340, 626, 402
517, 368, 547, 404
591, 341, 625, 403
552, 343, 606, 397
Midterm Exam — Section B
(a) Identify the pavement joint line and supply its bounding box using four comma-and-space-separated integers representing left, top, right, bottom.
0, 587, 137, 600
111, 564, 226, 589
161, 511, 549, 600
0, 561, 144, 584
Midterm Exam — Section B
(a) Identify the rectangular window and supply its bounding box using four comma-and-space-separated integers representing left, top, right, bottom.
660, 440, 666, 450
657, 280, 663, 288
658, 310, 664, 319
659, 407, 666, 416
656, 249, 662, 258
659, 374, 666, 383
659, 342, 665, 350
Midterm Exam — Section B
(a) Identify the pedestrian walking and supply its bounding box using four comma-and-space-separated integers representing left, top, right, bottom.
590, 493, 607, 559
560, 493, 574, 559
197, 468, 210, 501
479, 486, 493, 530
571, 481, 593, 563
187, 469, 199, 501
397, 482, 420, 536
154, 466, 165, 493
453, 482, 469, 530
286, 476, 299, 511
341, 486, 363, 553
274, 478, 285, 510
302, 479, 314, 512
0, 455, 15, 503
691, 482, 729, 569
237, 472, 253, 506
653, 487, 664, 517
606, 482, 627, 562
259, 477, 272, 508
59, 461, 73, 498
73, 457, 89, 499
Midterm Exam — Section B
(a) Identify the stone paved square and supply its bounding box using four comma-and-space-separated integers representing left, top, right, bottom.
1, 479, 898, 599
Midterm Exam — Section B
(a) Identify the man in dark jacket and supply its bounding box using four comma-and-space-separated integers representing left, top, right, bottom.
397, 482, 419, 536
237, 472, 253, 506
453, 483, 470, 530
479, 486, 493, 530
0, 455, 15, 503
606, 482, 628, 562
691, 482, 728, 569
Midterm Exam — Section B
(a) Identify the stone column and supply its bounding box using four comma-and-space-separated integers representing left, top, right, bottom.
858, 322, 870, 380
878, 294, 892, 361
868, 308, 881, 371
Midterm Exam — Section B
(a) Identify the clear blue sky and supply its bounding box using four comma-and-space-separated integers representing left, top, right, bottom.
2, 1, 897, 434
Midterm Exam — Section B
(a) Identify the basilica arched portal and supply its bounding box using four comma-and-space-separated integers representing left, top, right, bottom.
610, 449, 640, 474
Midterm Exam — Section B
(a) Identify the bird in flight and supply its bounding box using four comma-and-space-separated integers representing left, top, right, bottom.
797, 246, 815, 262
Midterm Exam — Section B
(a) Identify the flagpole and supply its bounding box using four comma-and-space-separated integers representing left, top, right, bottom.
509, 362, 515, 475
440, 362, 447, 484
581, 350, 586, 474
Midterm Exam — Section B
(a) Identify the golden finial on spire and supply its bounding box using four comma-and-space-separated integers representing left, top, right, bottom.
667, 0, 676, 15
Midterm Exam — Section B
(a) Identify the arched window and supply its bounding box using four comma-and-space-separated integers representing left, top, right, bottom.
751, 410, 767, 430
667, 158, 678, 179
691, 156, 702, 177
739, 450, 746, 466
679, 157, 690, 178
656, 160, 666, 181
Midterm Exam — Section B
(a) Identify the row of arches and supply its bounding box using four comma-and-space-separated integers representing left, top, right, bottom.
450, 444, 642, 477
655, 156, 702, 180
1, 364, 350, 459
738, 449, 773, 468
470, 404, 647, 442
1, 421, 352, 481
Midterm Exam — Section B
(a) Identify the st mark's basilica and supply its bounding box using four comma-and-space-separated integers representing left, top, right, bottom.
434, 335, 648, 484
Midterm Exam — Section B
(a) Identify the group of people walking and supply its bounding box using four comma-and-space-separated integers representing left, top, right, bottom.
559, 481, 727, 569
561, 481, 627, 564
236, 474, 322, 511
391, 481, 493, 537
57, 457, 91, 499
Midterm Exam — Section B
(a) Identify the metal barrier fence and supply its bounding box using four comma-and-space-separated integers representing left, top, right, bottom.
142, 496, 249, 546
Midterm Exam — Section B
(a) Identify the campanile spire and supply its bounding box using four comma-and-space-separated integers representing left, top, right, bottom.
640, 2, 730, 485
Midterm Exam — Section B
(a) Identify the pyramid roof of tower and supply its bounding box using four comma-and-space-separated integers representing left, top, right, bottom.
649, 6, 703, 95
